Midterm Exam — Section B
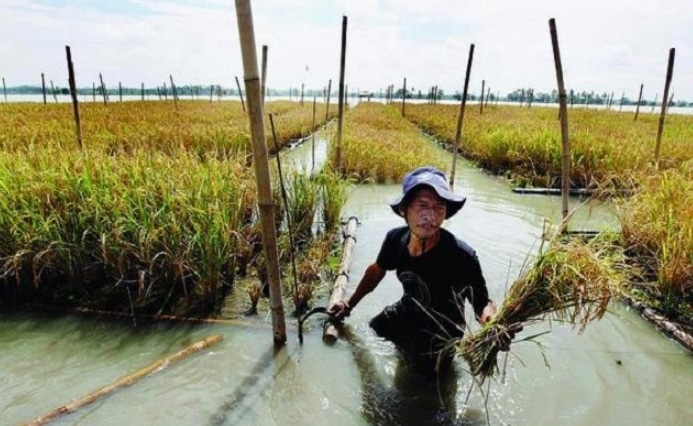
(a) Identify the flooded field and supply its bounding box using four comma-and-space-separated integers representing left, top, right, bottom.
2, 136, 692, 426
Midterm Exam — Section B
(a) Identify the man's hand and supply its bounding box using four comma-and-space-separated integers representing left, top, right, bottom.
328, 300, 352, 322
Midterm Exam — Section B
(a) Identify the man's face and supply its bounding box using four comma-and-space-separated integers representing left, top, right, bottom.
401, 187, 447, 240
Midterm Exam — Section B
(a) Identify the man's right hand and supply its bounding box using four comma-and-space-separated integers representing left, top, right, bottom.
328, 300, 352, 321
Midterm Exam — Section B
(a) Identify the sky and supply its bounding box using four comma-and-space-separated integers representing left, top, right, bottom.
2, 0, 692, 100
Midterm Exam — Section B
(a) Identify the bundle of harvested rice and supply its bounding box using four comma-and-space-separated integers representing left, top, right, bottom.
459, 231, 632, 382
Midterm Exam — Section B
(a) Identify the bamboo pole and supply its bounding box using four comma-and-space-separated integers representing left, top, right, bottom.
485, 86, 491, 108
311, 95, 317, 173
634, 83, 643, 120
300, 82, 304, 106
99, 73, 108, 105
651, 93, 658, 113
92, 82, 96, 102
170, 74, 179, 109
479, 79, 485, 114
619, 91, 625, 112
234, 0, 287, 345
235, 75, 246, 113
65, 46, 83, 151
261, 45, 268, 106
141, 82, 145, 101
324, 216, 359, 343
210, 84, 214, 102
401, 77, 407, 116
335, 15, 348, 174
654, 48, 675, 166
50, 80, 58, 103
2, 77, 6, 103
41, 72, 47, 105
450, 43, 474, 190
23, 334, 223, 426
119, 82, 123, 102
549, 18, 571, 228
324, 79, 332, 122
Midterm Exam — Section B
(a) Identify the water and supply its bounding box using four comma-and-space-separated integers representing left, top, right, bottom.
2, 135, 692, 426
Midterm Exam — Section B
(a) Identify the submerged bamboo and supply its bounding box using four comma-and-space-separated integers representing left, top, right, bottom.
23, 334, 223, 426
549, 18, 571, 228
234, 0, 287, 345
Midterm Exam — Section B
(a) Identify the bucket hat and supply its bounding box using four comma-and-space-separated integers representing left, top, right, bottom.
389, 166, 466, 219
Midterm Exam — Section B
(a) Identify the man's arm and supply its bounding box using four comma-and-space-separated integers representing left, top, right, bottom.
329, 262, 386, 319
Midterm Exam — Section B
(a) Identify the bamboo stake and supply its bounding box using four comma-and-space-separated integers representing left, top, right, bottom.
92, 82, 96, 102
401, 77, 407, 116
261, 45, 268, 106
141, 82, 145, 101
50, 80, 58, 103
311, 95, 317, 173
65, 46, 83, 151
549, 18, 571, 229
634, 83, 643, 120
324, 79, 332, 122
619, 91, 625, 112
479, 79, 485, 114
170, 74, 179, 109
99, 73, 108, 105
210, 84, 214, 102
235, 75, 246, 113
2, 77, 6, 103
234, 0, 287, 345
300, 83, 304, 106
335, 15, 348, 174
485, 86, 491, 108
450, 43, 474, 190
41, 72, 47, 105
23, 334, 223, 426
324, 216, 359, 343
654, 48, 675, 166
119, 81, 123, 102
651, 93, 658, 113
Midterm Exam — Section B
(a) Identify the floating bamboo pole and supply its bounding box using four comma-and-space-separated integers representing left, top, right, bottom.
41, 73, 47, 105
234, 0, 287, 345
23, 334, 223, 426
549, 18, 571, 228
235, 75, 246, 113
324, 216, 359, 343
634, 83, 643, 120
450, 43, 474, 190
654, 48, 675, 166
335, 15, 348, 174
65, 46, 83, 151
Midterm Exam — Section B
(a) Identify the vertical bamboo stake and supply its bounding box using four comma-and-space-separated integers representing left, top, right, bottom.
300, 83, 304, 106
235, 75, 246, 112
324, 79, 332, 121
450, 43, 474, 190
654, 48, 675, 166
141, 83, 145, 101
41, 73, 47, 104
549, 18, 571, 228
99, 73, 107, 105
92, 82, 96, 102
335, 15, 347, 174
619, 91, 625, 112
2, 77, 6, 103
210, 84, 214, 102
311, 95, 317, 173
170, 74, 179, 109
519, 88, 525, 107
65, 46, 83, 151
50, 80, 58, 103
485, 86, 491, 107
119, 82, 123, 102
401, 77, 407, 116
634, 83, 643, 120
479, 79, 485, 114
234, 0, 286, 345
261, 45, 268, 106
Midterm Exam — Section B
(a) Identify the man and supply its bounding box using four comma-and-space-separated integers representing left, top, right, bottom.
330, 166, 501, 376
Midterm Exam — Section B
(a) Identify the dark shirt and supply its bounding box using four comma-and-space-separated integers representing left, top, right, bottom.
376, 226, 490, 332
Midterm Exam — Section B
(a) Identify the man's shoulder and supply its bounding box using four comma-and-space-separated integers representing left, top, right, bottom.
440, 228, 478, 260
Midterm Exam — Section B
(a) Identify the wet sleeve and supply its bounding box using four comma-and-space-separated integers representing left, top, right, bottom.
467, 254, 491, 318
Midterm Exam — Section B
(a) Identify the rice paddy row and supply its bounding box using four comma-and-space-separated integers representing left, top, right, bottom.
0, 100, 344, 317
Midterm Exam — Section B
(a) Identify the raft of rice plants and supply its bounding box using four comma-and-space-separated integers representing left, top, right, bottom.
0, 100, 343, 318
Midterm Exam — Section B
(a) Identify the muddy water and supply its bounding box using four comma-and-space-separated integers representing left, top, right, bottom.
2, 135, 692, 426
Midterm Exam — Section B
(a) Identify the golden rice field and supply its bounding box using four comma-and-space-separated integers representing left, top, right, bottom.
0, 100, 342, 317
